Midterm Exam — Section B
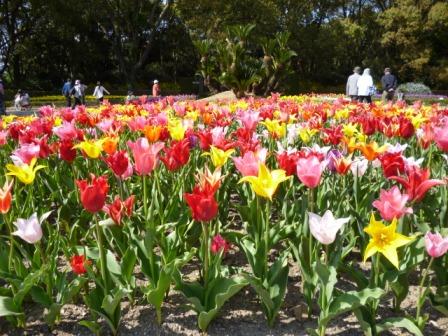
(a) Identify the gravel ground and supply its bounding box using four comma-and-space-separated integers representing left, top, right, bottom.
1, 261, 447, 336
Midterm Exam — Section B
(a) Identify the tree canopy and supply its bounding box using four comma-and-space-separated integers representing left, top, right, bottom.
0, 0, 447, 92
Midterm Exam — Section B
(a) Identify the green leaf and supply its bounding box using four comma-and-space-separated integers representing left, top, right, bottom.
197, 276, 248, 331
106, 251, 121, 275
0, 296, 22, 317
30, 286, 52, 307
428, 292, 448, 316
79, 320, 101, 335
101, 288, 126, 318
376, 317, 423, 336
321, 287, 385, 325
315, 262, 337, 303
121, 248, 137, 283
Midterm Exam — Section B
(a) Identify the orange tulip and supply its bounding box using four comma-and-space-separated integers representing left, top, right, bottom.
143, 125, 163, 142
357, 141, 386, 161
0, 179, 13, 214
102, 136, 119, 155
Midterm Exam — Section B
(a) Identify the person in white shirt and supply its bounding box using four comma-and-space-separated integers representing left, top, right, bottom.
357, 68, 374, 103
93, 81, 110, 104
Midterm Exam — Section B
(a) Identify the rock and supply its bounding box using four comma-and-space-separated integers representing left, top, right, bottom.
292, 302, 310, 321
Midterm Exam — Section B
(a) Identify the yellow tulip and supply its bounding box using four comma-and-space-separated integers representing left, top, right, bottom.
239, 163, 291, 200
363, 214, 414, 269
261, 119, 286, 139
201, 146, 235, 168
299, 128, 318, 144
6, 158, 46, 185
73, 139, 104, 159
168, 119, 185, 141
342, 123, 358, 137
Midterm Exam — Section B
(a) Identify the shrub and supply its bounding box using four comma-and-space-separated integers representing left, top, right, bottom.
397, 82, 432, 94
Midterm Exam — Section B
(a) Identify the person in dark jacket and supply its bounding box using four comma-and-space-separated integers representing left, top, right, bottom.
62, 79, 72, 107
381, 68, 397, 103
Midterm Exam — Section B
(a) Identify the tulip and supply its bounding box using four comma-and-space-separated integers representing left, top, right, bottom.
160, 139, 190, 171
233, 149, 267, 177
0, 179, 13, 214
73, 139, 104, 159
184, 186, 218, 222
12, 213, 43, 244
70, 255, 91, 275
104, 150, 133, 178
350, 157, 369, 177
6, 158, 46, 185
276, 150, 299, 176
357, 141, 387, 161
201, 146, 235, 168
11, 143, 40, 165
308, 210, 350, 245
127, 138, 164, 175
103, 195, 135, 225
239, 163, 290, 200
168, 119, 186, 141
59, 139, 77, 162
434, 122, 448, 152
372, 186, 413, 221
424, 232, 448, 258
389, 166, 445, 202
379, 152, 405, 178
296, 155, 326, 189
211, 234, 231, 255
102, 136, 119, 155
53, 121, 78, 140
261, 119, 286, 139
76, 174, 109, 213
363, 214, 414, 269
144, 125, 163, 142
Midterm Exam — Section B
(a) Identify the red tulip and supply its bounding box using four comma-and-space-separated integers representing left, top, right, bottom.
76, 174, 109, 213
0, 179, 13, 214
70, 255, 91, 275
59, 139, 77, 162
103, 195, 135, 225
379, 152, 405, 178
389, 166, 445, 202
399, 117, 415, 138
184, 186, 218, 222
211, 234, 231, 255
322, 125, 343, 145
276, 151, 298, 176
104, 150, 132, 177
160, 139, 190, 171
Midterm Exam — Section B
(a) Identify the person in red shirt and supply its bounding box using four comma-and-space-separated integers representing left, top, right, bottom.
152, 79, 160, 97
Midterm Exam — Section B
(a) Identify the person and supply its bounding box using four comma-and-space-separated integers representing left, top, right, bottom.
14, 89, 22, 111
346, 66, 361, 102
93, 81, 110, 104
152, 79, 160, 97
20, 91, 30, 110
125, 90, 136, 104
71, 79, 87, 108
62, 79, 72, 107
381, 67, 397, 103
0, 78, 6, 116
357, 68, 374, 103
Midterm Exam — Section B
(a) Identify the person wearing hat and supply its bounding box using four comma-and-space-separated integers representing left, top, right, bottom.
381, 67, 397, 103
70, 79, 87, 108
346, 66, 361, 102
152, 79, 160, 97
0, 78, 6, 115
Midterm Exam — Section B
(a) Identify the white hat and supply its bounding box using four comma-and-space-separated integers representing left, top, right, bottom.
75, 80, 80, 85
154, 79, 159, 84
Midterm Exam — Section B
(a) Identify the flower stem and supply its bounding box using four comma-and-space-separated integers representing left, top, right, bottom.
415, 257, 434, 324
142, 175, 148, 222
94, 214, 109, 293
4, 214, 14, 271
264, 201, 271, 278
202, 222, 210, 287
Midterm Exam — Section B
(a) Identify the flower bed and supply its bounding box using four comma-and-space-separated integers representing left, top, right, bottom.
0, 95, 447, 335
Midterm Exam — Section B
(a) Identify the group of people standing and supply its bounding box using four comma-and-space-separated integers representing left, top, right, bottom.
62, 79, 110, 108
346, 67, 397, 103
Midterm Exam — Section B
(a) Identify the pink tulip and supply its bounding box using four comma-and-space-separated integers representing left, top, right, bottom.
425, 231, 448, 258
0, 131, 8, 146
296, 155, 326, 188
372, 186, 413, 221
434, 122, 448, 152
233, 148, 267, 177
308, 210, 350, 245
53, 121, 78, 140
11, 143, 41, 165
239, 110, 260, 131
127, 138, 164, 175
12, 213, 43, 244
